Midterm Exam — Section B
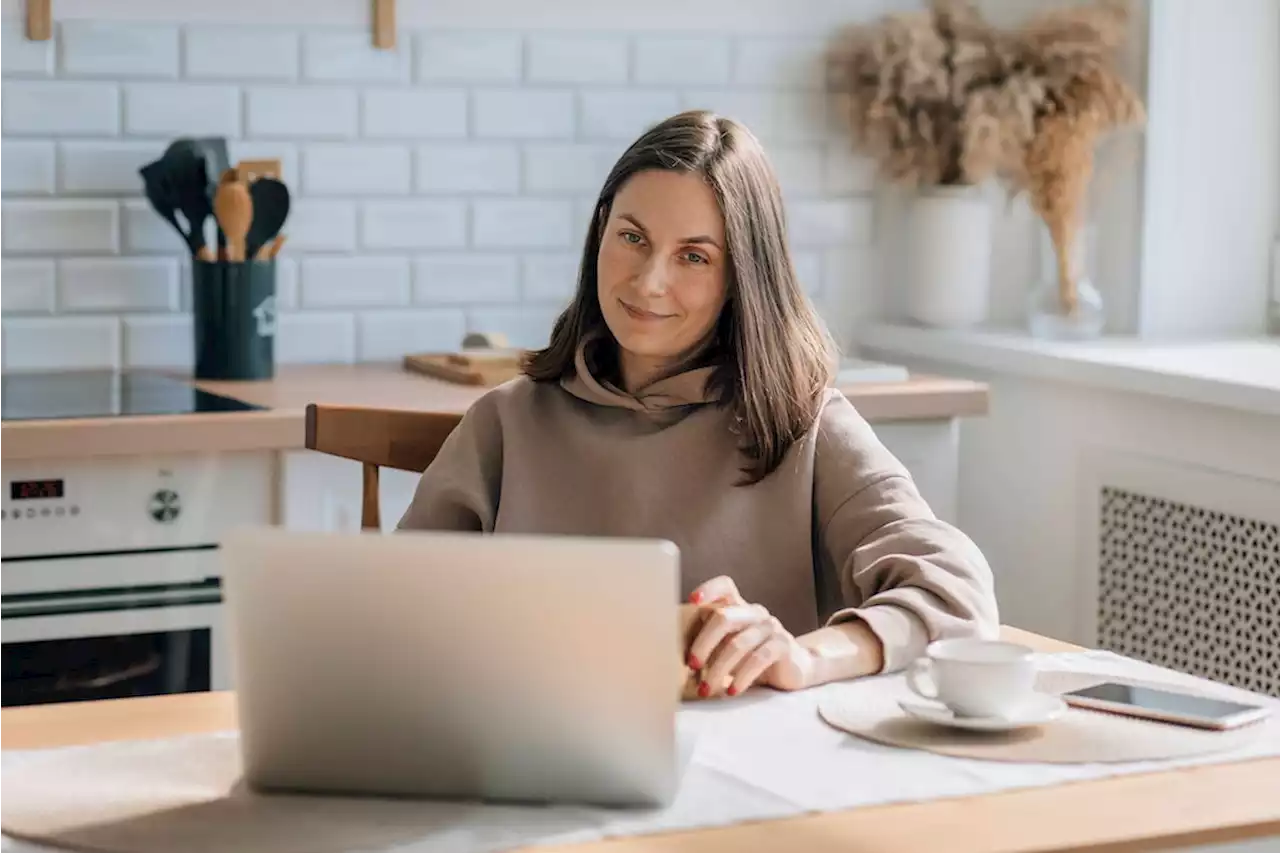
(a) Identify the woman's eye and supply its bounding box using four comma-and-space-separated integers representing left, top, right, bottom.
619, 231, 643, 245
682, 251, 709, 265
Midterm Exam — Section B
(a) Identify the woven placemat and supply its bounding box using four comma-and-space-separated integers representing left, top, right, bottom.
818, 670, 1272, 764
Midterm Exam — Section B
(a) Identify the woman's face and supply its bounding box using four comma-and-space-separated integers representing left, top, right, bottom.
596, 169, 729, 390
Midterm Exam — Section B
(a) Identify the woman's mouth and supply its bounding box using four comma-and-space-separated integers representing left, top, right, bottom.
620, 300, 672, 322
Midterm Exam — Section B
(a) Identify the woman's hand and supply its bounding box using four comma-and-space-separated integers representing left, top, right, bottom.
685, 576, 816, 697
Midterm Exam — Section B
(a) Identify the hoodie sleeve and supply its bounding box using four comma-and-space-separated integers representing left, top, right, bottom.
396, 392, 504, 532
813, 392, 999, 673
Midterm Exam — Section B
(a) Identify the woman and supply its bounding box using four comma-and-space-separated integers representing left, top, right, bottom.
398, 110, 998, 699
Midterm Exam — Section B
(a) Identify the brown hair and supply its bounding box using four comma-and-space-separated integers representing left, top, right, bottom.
523, 110, 836, 484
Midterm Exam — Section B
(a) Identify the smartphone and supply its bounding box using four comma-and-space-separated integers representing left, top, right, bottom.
1062, 681, 1273, 730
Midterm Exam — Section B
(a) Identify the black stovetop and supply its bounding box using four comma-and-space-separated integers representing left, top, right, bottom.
1, 371, 264, 421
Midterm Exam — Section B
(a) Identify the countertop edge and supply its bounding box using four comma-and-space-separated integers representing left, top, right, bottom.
2, 368, 989, 461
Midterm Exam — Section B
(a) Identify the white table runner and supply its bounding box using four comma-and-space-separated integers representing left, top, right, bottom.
4, 650, 1279, 853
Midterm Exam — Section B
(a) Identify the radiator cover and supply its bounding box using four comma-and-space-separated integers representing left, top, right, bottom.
1096, 485, 1280, 697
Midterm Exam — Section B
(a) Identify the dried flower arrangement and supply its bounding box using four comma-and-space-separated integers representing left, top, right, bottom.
828, 0, 1145, 314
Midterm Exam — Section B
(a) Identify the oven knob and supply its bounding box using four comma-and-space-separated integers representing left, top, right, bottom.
148, 489, 181, 523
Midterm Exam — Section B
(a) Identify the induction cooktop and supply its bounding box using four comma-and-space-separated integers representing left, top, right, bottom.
1, 370, 264, 421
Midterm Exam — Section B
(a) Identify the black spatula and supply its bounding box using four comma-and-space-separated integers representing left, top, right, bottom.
246, 178, 291, 261
139, 157, 204, 258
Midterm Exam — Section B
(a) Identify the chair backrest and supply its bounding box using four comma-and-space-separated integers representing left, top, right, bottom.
304, 403, 461, 530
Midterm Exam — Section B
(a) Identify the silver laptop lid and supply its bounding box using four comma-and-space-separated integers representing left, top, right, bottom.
221, 527, 682, 807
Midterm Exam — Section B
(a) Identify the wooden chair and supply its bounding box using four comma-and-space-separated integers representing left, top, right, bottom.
303, 403, 462, 530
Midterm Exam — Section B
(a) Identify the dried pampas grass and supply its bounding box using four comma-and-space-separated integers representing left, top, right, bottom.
1015, 4, 1145, 314
828, 0, 1146, 312
826, 0, 972, 187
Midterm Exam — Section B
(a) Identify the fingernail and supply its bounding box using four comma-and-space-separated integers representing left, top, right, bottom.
697, 682, 710, 698
727, 686, 738, 697
687, 655, 701, 670
689, 591, 703, 604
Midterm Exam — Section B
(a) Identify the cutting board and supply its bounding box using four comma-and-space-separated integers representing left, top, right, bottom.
402, 348, 525, 387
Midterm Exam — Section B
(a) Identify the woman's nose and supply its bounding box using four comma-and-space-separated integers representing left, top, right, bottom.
636, 256, 669, 297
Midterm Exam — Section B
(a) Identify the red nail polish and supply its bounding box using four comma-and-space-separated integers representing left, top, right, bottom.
697, 682, 710, 698
687, 655, 701, 670
727, 686, 738, 696
690, 591, 703, 604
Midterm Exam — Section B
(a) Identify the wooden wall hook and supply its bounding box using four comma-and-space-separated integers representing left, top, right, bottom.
372, 0, 396, 50
26, 0, 52, 41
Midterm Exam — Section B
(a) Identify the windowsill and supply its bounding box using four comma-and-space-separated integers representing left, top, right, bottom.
858, 324, 1280, 418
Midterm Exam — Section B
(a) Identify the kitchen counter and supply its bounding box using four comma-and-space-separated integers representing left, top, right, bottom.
0, 363, 988, 462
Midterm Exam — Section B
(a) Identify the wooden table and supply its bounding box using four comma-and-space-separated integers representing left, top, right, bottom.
4, 627, 1278, 853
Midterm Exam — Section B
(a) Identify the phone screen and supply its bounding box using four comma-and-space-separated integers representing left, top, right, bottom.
1066, 682, 1263, 721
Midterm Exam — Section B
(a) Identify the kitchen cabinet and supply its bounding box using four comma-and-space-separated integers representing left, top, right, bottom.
874, 420, 960, 523
279, 449, 419, 534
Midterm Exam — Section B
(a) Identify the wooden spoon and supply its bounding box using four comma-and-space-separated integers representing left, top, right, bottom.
213, 169, 253, 262
254, 234, 287, 261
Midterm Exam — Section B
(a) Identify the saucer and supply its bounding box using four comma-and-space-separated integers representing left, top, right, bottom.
898, 692, 1068, 732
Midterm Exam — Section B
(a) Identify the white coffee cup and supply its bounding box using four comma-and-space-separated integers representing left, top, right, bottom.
906, 638, 1037, 718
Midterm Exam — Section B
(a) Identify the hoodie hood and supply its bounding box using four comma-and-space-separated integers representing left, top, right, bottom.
559, 332, 720, 412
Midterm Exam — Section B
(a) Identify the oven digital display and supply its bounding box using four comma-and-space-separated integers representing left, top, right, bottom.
10, 479, 65, 500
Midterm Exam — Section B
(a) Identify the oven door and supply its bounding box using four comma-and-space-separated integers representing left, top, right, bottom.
1, 578, 228, 708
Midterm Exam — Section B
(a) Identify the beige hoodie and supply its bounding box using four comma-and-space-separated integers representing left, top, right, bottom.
397, 341, 999, 672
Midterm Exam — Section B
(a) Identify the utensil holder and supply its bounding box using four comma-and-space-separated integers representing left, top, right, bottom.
192, 260, 276, 380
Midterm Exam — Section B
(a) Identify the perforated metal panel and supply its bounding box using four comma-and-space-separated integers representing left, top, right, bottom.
1096, 486, 1280, 697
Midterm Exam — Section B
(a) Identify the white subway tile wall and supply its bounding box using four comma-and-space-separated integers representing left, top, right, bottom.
2, 81, 121, 136
413, 255, 520, 304
300, 256, 411, 308
183, 27, 299, 81
58, 23, 180, 79
1, 19, 54, 76
1, 19, 876, 369
357, 310, 468, 361
123, 314, 194, 369
60, 141, 163, 194
123, 83, 241, 137
523, 254, 580, 302
1, 316, 121, 371
302, 143, 412, 195
1, 259, 57, 314
360, 200, 467, 249
275, 312, 355, 364
2, 140, 56, 194
416, 144, 520, 194
58, 257, 179, 313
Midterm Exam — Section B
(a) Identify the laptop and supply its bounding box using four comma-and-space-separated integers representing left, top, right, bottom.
219, 526, 683, 808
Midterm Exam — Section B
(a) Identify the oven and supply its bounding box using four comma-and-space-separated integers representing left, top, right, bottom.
1, 451, 273, 708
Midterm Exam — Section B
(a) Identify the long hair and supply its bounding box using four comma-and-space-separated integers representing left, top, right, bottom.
523, 110, 836, 484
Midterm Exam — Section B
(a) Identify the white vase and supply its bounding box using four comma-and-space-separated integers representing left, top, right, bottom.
904, 186, 992, 328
